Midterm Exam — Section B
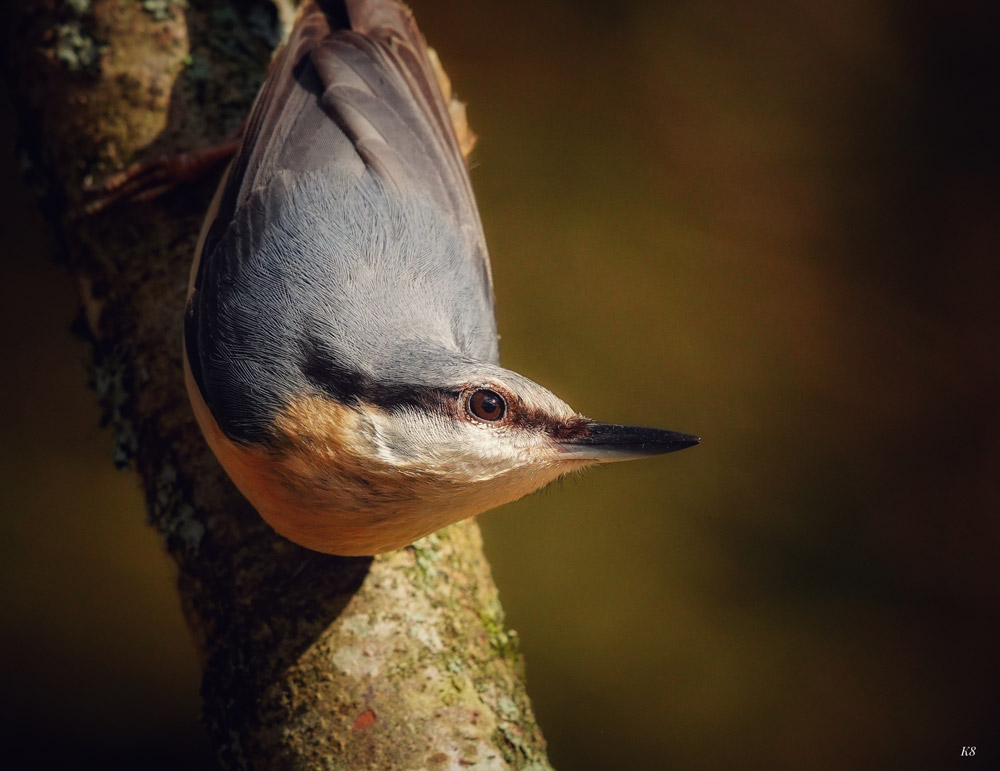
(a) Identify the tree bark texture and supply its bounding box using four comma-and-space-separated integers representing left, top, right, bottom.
4, 2, 552, 769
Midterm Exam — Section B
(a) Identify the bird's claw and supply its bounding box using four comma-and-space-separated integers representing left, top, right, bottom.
79, 134, 242, 217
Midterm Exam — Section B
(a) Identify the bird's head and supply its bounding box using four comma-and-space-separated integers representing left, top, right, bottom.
186, 350, 698, 556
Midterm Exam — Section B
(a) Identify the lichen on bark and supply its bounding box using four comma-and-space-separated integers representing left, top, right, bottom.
3, 1, 553, 768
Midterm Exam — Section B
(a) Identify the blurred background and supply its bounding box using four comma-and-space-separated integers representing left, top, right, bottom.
2, 0, 998, 768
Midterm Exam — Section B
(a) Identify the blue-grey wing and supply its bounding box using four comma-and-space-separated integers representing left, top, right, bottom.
187, 1, 499, 442
197, 0, 494, 306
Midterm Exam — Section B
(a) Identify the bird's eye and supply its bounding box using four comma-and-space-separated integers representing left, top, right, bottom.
467, 388, 507, 422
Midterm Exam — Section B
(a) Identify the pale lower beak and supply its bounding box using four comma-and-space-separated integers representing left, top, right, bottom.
557, 423, 700, 462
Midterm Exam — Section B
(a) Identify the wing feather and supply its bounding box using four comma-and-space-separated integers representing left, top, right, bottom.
198, 1, 494, 306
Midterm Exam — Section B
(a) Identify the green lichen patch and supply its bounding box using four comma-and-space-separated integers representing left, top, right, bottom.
151, 462, 205, 551
89, 353, 138, 469
50, 0, 104, 74
65, 0, 91, 15
141, 0, 186, 23
497, 695, 521, 722
494, 722, 542, 768
479, 597, 522, 665
410, 532, 445, 582
54, 21, 104, 72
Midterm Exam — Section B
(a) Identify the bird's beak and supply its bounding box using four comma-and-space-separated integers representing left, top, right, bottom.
556, 422, 700, 462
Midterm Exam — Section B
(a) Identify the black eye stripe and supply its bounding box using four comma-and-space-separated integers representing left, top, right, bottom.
467, 388, 507, 422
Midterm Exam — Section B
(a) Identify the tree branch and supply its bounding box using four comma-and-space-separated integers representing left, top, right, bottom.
4, 1, 551, 767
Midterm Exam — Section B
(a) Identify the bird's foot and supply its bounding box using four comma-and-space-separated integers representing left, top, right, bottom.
80, 133, 241, 217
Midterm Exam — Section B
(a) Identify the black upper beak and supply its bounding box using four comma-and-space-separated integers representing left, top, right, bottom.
557, 422, 700, 462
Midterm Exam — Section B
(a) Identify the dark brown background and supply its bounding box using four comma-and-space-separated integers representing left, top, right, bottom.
2, 0, 998, 768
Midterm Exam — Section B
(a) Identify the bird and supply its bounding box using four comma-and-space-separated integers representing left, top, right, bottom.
182, 0, 699, 556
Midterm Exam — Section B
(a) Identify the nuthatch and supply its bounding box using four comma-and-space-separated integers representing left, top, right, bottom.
183, 0, 699, 556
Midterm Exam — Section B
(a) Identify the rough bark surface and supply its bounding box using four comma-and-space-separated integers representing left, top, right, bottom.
3, 2, 552, 769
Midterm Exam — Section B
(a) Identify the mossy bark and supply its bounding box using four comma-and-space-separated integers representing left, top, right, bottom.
3, 1, 552, 768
